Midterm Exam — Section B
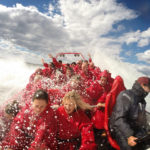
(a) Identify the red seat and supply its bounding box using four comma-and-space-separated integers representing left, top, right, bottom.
104, 76, 126, 150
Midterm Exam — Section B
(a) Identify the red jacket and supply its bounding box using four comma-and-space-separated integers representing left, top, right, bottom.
89, 67, 101, 80
1, 104, 57, 150
79, 70, 93, 82
56, 106, 97, 150
86, 80, 104, 104
0, 115, 13, 142
90, 81, 111, 129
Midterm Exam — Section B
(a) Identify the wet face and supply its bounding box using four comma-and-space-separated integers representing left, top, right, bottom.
89, 62, 94, 68
82, 62, 88, 72
66, 69, 72, 77
100, 76, 107, 87
63, 99, 76, 115
4, 113, 14, 120
32, 99, 48, 115
141, 84, 150, 93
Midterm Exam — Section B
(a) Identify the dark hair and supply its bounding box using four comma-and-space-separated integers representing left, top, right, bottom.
71, 62, 76, 65
83, 60, 88, 63
59, 60, 62, 64
32, 89, 49, 103
66, 67, 74, 72
49, 62, 55, 69
137, 77, 150, 88
5, 100, 20, 117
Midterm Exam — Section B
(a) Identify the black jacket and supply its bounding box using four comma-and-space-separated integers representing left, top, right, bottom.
109, 81, 148, 139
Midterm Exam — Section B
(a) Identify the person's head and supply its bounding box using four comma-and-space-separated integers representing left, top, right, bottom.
81, 61, 89, 72
76, 60, 83, 68
49, 62, 55, 69
70, 75, 82, 88
100, 76, 107, 87
62, 90, 92, 115
5, 100, 20, 120
99, 70, 109, 86
137, 77, 150, 93
35, 68, 43, 75
71, 62, 76, 67
89, 62, 95, 69
66, 67, 74, 77
34, 75, 42, 83
59, 60, 62, 64
32, 89, 49, 114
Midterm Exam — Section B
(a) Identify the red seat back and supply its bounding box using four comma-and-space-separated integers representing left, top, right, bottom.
104, 76, 126, 150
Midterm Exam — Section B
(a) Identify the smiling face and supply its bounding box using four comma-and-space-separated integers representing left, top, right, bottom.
63, 98, 76, 115
100, 76, 107, 87
32, 99, 48, 115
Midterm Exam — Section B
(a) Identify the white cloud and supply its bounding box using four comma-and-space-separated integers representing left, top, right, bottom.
57, 0, 137, 40
0, 4, 70, 55
120, 28, 150, 47
141, 27, 150, 38
119, 30, 141, 45
138, 38, 149, 47
0, 0, 138, 62
136, 63, 150, 75
136, 49, 150, 64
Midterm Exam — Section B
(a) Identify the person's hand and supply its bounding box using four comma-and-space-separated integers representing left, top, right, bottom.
48, 54, 53, 58
88, 53, 91, 58
97, 102, 105, 108
51, 104, 59, 110
41, 58, 44, 64
127, 136, 138, 147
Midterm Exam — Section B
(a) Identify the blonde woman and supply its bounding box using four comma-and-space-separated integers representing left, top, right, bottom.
56, 90, 97, 150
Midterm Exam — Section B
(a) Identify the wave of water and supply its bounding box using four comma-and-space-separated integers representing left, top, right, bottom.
0, 54, 149, 111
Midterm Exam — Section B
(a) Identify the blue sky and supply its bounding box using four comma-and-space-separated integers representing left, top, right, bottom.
0, 0, 150, 80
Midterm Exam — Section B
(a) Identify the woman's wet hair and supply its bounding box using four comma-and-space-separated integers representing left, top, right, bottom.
62, 90, 92, 111
32, 89, 49, 103
5, 100, 20, 117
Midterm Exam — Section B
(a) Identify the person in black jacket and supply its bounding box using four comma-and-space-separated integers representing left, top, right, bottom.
109, 76, 150, 150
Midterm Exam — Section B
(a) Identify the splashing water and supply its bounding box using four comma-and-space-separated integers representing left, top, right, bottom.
0, 58, 37, 105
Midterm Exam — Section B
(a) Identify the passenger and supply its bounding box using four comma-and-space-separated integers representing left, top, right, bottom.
71, 62, 76, 68
74, 60, 83, 73
79, 60, 93, 82
56, 90, 97, 150
90, 70, 112, 149
41, 58, 56, 77
88, 53, 92, 63
50, 69, 66, 86
62, 75, 92, 105
87, 70, 112, 105
48, 53, 66, 74
65, 67, 75, 81
88, 62, 101, 80
29, 68, 43, 83
0, 100, 20, 142
109, 77, 150, 150
0, 89, 57, 150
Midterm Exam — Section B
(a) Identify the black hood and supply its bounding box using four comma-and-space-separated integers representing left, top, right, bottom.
132, 81, 148, 102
